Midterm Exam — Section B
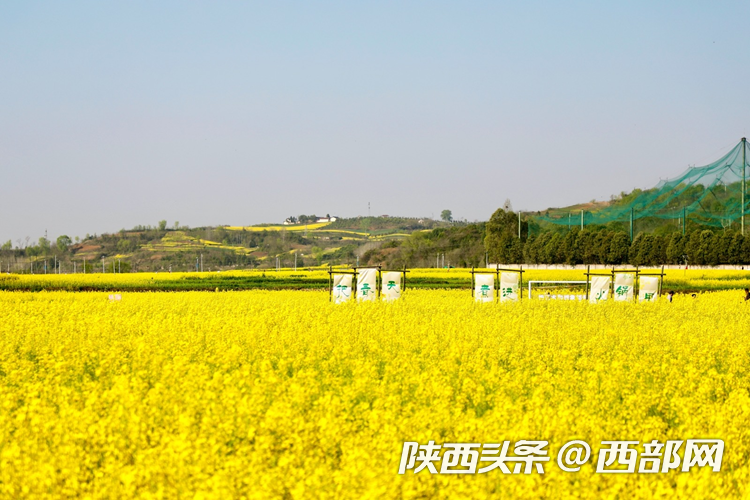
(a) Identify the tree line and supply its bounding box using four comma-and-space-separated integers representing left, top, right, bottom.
486, 208, 750, 266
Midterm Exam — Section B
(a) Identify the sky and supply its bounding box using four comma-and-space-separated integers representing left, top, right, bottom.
2, 1, 750, 244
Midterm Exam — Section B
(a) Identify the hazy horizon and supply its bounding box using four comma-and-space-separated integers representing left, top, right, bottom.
2, 2, 749, 244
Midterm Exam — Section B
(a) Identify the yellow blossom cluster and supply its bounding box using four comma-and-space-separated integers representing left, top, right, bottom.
1, 290, 748, 498
4, 268, 750, 291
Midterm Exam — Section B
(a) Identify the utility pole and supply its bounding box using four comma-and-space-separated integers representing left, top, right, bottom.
518, 212, 521, 239
200, 253, 203, 272
630, 208, 634, 240
580, 210, 584, 230
743, 137, 747, 235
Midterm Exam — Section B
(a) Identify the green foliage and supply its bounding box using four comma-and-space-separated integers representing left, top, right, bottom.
484, 209, 526, 264
56, 235, 72, 252
117, 239, 133, 253
298, 215, 317, 224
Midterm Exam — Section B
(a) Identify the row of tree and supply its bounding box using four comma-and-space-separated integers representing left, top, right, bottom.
486, 209, 750, 266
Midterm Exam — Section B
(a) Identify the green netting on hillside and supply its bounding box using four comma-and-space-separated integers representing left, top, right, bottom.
536, 139, 750, 229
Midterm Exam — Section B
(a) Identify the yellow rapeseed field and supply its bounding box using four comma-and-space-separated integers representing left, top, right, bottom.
1, 289, 748, 498
6, 267, 750, 292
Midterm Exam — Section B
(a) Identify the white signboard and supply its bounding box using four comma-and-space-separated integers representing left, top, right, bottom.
589, 276, 611, 303
614, 273, 635, 302
639, 276, 659, 302
474, 274, 495, 303
357, 268, 378, 302
332, 274, 353, 304
499, 272, 519, 302
382, 271, 402, 301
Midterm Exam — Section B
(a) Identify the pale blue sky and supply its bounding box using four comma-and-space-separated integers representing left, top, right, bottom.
1, 1, 749, 243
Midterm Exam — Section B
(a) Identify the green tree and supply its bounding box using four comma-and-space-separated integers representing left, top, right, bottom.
607, 232, 630, 265
527, 233, 553, 264
158, 220, 168, 231
716, 231, 734, 265
38, 237, 51, 254
441, 210, 453, 222
742, 234, 750, 265
117, 239, 133, 253
522, 234, 537, 263
543, 233, 562, 264
699, 230, 718, 266
728, 233, 744, 264
628, 234, 643, 265
311, 246, 324, 265
649, 235, 667, 266
578, 229, 597, 264
634, 234, 653, 266
56, 235, 72, 252
666, 233, 685, 264
685, 230, 702, 264
213, 227, 228, 245
1, 240, 11, 251
595, 231, 613, 264
559, 228, 581, 265
484, 209, 524, 263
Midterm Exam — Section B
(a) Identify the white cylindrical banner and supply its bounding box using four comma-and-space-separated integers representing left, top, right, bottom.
589, 276, 611, 303
614, 273, 635, 302
357, 268, 378, 302
639, 276, 659, 302
332, 274, 353, 304
382, 271, 402, 301
474, 274, 495, 303
499, 272, 519, 302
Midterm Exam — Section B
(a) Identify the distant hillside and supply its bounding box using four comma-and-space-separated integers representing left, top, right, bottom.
0, 217, 446, 273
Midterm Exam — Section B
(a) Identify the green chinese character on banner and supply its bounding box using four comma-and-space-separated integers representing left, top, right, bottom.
480, 284, 490, 297
644, 292, 654, 301
502, 287, 514, 297
616, 285, 629, 296
361, 283, 371, 295
335, 284, 350, 298
387, 280, 396, 290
